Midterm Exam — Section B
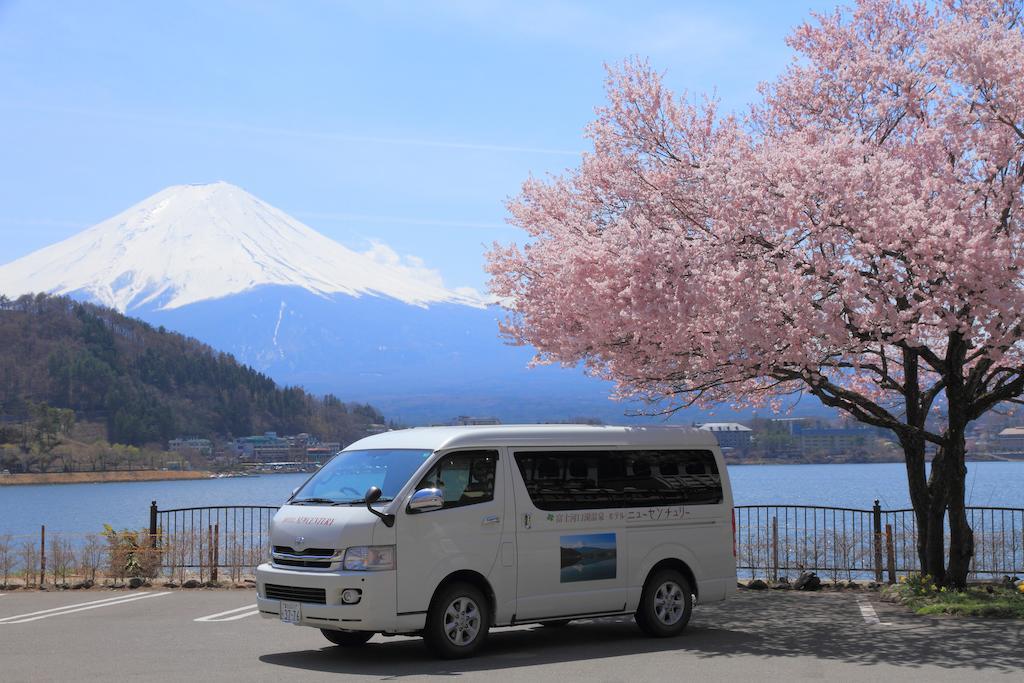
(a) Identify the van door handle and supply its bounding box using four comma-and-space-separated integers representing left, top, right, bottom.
482, 514, 500, 526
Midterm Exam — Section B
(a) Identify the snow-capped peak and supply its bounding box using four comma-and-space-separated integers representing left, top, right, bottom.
0, 182, 487, 311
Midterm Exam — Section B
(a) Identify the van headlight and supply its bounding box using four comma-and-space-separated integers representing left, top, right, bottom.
343, 545, 396, 571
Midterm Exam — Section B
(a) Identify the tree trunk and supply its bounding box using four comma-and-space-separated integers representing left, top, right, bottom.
940, 424, 973, 588
899, 431, 932, 571
923, 450, 949, 583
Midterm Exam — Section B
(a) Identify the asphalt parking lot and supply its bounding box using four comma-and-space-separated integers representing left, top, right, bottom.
1, 588, 1021, 682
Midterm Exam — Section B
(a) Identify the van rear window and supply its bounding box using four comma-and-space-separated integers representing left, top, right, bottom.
513, 449, 723, 510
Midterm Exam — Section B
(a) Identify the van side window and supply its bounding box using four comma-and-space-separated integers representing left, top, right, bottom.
417, 450, 498, 509
514, 450, 723, 510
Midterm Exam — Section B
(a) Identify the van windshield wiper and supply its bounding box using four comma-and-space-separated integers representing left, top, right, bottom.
344, 497, 393, 505
289, 497, 342, 506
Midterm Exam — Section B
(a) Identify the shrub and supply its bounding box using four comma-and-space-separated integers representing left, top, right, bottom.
102, 525, 161, 580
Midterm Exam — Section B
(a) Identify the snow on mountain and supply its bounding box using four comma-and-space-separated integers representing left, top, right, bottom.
0, 181, 487, 311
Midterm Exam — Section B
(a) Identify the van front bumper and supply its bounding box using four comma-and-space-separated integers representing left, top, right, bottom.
256, 562, 403, 633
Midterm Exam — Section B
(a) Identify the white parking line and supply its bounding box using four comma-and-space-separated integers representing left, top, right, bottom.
0, 592, 171, 624
0, 593, 151, 622
855, 595, 890, 626
194, 604, 260, 622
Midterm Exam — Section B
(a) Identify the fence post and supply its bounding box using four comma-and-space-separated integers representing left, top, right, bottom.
872, 500, 883, 583
771, 516, 779, 582
39, 525, 46, 589
207, 525, 214, 582
885, 524, 896, 584
149, 501, 158, 549
212, 523, 219, 583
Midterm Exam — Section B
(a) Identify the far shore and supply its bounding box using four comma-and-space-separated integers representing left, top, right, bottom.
0, 470, 214, 486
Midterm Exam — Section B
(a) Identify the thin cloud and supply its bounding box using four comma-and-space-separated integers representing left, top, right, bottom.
294, 211, 506, 230
0, 102, 582, 157
0, 218, 87, 229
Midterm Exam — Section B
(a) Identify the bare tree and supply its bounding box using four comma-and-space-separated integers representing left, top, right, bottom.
0, 535, 14, 588
78, 534, 104, 584
19, 541, 38, 588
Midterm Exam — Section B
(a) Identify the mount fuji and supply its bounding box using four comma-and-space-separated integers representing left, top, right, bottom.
0, 182, 624, 423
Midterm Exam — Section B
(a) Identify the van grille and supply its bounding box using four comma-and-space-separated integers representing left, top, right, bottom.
274, 558, 333, 569
273, 546, 334, 557
271, 546, 339, 570
265, 584, 327, 604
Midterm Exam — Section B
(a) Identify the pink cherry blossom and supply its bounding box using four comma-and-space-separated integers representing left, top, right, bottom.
486, 0, 1024, 587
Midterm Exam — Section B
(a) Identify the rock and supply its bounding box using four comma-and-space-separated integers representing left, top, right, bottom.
163, 582, 178, 589
203, 580, 222, 589
244, 578, 256, 585
128, 577, 144, 589
771, 581, 791, 590
746, 579, 769, 590
845, 580, 860, 590
1000, 575, 1019, 589
794, 571, 822, 591
182, 579, 200, 589
867, 581, 882, 590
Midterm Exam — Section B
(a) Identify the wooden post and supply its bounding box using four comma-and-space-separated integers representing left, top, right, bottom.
885, 524, 896, 584
39, 525, 46, 589
872, 500, 883, 583
771, 516, 779, 582
149, 501, 158, 549
212, 523, 219, 583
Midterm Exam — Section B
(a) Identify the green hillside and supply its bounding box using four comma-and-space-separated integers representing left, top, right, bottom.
0, 293, 385, 448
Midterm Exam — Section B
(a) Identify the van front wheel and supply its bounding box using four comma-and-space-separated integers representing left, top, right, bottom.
424, 582, 490, 659
321, 629, 374, 647
635, 569, 693, 637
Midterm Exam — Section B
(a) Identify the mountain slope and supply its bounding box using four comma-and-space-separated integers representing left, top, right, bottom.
0, 182, 484, 311
0, 182, 667, 423
0, 293, 385, 445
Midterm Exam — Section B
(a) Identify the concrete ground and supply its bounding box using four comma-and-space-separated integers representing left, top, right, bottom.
0, 587, 1021, 682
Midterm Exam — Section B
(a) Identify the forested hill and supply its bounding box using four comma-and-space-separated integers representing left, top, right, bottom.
0, 293, 386, 446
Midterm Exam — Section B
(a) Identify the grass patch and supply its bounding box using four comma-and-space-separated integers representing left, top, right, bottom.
887, 575, 1024, 618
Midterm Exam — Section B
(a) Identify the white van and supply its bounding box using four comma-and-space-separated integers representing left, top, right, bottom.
256, 425, 736, 658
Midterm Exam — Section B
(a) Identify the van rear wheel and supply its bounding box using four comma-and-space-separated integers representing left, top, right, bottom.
321, 629, 374, 647
635, 569, 693, 637
424, 582, 490, 659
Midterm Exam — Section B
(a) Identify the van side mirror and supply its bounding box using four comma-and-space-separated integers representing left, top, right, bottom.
408, 487, 444, 513
364, 486, 395, 527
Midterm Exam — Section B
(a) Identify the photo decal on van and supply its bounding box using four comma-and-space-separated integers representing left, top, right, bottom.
559, 533, 616, 583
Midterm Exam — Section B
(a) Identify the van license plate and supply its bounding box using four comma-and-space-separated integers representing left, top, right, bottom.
280, 601, 301, 625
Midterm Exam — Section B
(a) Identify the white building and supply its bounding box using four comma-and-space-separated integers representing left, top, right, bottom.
696, 422, 752, 450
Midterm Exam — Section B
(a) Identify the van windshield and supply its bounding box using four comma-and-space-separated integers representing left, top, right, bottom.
291, 449, 432, 504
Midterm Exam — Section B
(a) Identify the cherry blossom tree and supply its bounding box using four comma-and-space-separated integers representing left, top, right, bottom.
487, 0, 1024, 587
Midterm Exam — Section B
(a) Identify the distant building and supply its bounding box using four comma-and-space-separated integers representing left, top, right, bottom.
168, 437, 213, 457
995, 427, 1024, 453
696, 423, 752, 450
231, 432, 289, 462
452, 416, 501, 426
792, 425, 872, 456
306, 443, 341, 464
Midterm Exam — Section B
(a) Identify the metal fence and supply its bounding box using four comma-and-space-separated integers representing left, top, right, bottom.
735, 502, 1024, 581
145, 500, 1024, 582
149, 502, 279, 581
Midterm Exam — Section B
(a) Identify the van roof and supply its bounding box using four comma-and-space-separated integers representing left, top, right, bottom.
345, 424, 719, 452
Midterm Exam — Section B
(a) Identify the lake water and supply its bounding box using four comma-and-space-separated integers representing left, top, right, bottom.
2, 461, 1024, 540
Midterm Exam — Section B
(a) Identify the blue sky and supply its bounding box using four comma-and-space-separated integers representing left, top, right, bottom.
0, 0, 836, 293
